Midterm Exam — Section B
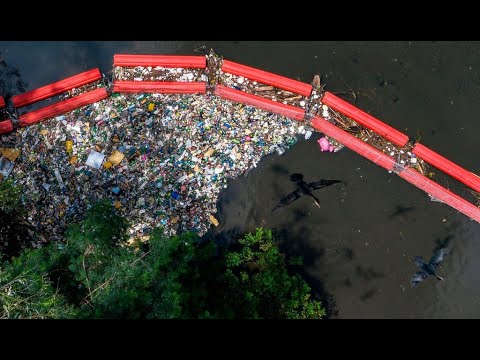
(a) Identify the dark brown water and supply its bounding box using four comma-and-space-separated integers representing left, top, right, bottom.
1, 41, 480, 318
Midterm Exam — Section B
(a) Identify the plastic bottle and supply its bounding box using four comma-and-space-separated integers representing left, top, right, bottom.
54, 168, 65, 189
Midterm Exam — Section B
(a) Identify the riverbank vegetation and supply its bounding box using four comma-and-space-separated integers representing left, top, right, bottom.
0, 199, 324, 319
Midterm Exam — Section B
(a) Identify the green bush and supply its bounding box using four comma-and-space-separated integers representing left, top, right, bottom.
221, 228, 325, 319
0, 179, 22, 214
0, 245, 76, 319
0, 200, 325, 319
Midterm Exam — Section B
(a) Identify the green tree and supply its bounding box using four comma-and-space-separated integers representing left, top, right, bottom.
220, 228, 325, 319
0, 200, 325, 319
0, 179, 22, 214
62, 199, 132, 317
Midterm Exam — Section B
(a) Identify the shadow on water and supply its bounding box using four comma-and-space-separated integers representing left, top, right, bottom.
271, 164, 290, 176
359, 288, 378, 302
390, 205, 416, 218
0, 51, 28, 103
355, 265, 384, 281
344, 248, 355, 261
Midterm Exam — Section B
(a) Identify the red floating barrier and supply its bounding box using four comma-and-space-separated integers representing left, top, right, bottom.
0, 120, 13, 135
214, 85, 305, 122
221, 60, 312, 97
398, 167, 480, 223
322, 92, 409, 147
12, 69, 102, 108
311, 116, 396, 171
412, 143, 480, 193
19, 88, 108, 127
113, 81, 206, 94
0, 96, 4, 109
312, 115, 480, 223
113, 54, 206, 68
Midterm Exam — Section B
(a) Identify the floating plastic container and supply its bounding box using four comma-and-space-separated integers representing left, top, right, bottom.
65, 140, 73, 153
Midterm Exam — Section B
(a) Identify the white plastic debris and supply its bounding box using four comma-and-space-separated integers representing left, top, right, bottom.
54, 168, 65, 189
85, 150, 105, 169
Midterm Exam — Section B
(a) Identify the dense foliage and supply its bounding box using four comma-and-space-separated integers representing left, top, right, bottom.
0, 179, 22, 214
0, 200, 324, 319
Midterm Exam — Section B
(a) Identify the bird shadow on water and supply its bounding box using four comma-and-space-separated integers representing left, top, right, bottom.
389, 205, 416, 218
270, 163, 290, 176
353, 266, 384, 303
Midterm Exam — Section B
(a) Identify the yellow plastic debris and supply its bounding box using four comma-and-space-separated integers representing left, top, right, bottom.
209, 215, 219, 227
114, 200, 121, 209
0, 148, 21, 162
107, 150, 125, 167
65, 140, 73, 153
204, 148, 215, 158
148, 103, 155, 111
103, 161, 113, 169
40, 129, 48, 135
69, 156, 78, 165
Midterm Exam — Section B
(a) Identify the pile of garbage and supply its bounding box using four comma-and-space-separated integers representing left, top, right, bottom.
220, 72, 308, 109
114, 66, 207, 83
319, 101, 427, 174
1, 50, 429, 249
0, 90, 312, 245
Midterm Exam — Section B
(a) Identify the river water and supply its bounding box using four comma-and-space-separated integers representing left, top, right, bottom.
1, 41, 479, 318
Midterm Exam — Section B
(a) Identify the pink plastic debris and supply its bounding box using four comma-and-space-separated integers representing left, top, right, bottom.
318, 137, 334, 152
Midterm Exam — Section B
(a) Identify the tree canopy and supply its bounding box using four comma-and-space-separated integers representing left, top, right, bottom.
0, 200, 324, 319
